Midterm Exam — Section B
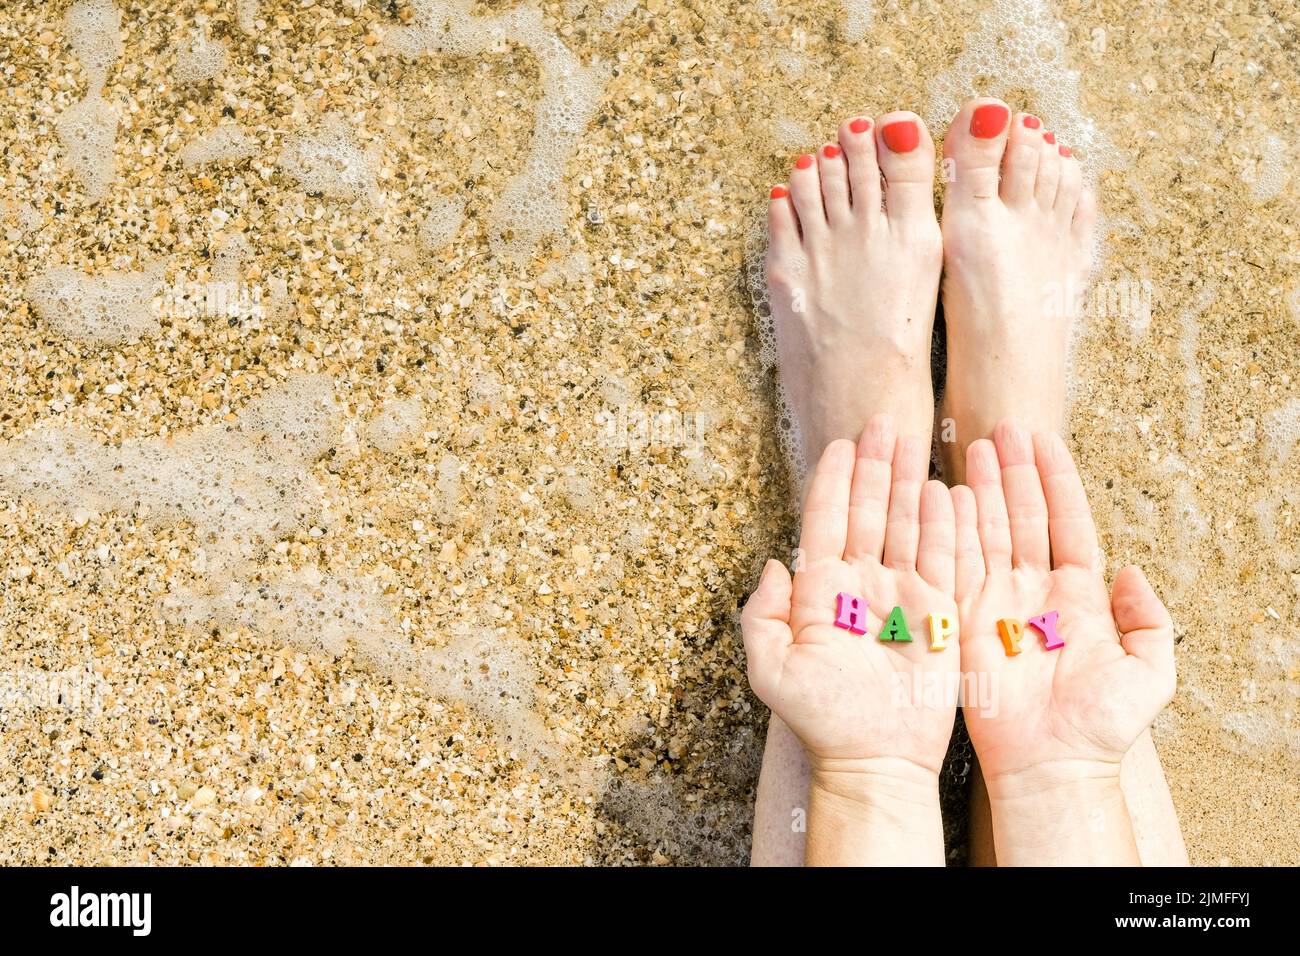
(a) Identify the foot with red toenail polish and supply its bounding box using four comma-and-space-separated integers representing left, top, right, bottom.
936, 97, 1098, 481
764, 111, 942, 475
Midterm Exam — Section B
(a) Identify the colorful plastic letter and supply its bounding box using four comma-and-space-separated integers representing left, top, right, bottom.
997, 618, 1024, 656
878, 606, 913, 643
1027, 610, 1064, 650
834, 592, 869, 635
928, 612, 955, 651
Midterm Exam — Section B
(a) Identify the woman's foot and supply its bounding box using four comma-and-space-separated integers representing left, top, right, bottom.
766, 112, 943, 473
937, 97, 1097, 481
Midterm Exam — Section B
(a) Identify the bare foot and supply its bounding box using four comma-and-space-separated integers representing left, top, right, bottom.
766, 111, 943, 474
937, 97, 1097, 481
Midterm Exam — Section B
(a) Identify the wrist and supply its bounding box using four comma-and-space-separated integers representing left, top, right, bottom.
811, 755, 941, 804
984, 758, 1122, 803
985, 761, 1138, 866
806, 758, 944, 866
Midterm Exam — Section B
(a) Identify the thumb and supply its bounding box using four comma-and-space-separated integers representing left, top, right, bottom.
739, 559, 794, 703
1111, 565, 1176, 700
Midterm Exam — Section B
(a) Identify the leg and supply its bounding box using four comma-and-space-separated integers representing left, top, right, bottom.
938, 96, 1188, 865
751, 111, 942, 865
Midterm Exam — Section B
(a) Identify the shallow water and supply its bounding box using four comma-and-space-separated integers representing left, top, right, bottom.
0, 0, 1295, 864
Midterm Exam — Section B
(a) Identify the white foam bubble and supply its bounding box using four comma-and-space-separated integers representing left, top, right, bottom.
166, 567, 396, 662
1214, 625, 1300, 757
842, 0, 874, 43
56, 89, 119, 203
771, 115, 815, 150
1250, 133, 1288, 203
174, 34, 229, 85
166, 575, 554, 757
741, 210, 807, 489
436, 452, 462, 521
65, 0, 122, 91
381, 1, 607, 260
926, 0, 1111, 170
212, 232, 252, 284
420, 194, 466, 249
1177, 283, 1218, 440
1264, 399, 1300, 464
415, 625, 550, 757
600, 0, 638, 29
0, 374, 340, 558
365, 398, 426, 454
236, 0, 258, 34
180, 124, 256, 169
2, 375, 554, 760
775, 49, 808, 78
27, 261, 165, 345
278, 113, 377, 205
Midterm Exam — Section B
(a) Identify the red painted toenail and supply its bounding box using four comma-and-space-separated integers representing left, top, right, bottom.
770, 185, 789, 199
849, 118, 871, 134
795, 154, 814, 170
881, 120, 919, 153
970, 103, 1009, 138
1023, 115, 1041, 129
1044, 131, 1056, 144
1058, 145, 1072, 157
823, 144, 842, 159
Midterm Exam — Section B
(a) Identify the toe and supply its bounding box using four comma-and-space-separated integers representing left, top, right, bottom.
942, 97, 1012, 203
1072, 185, 1098, 253
838, 115, 882, 223
766, 183, 801, 265
874, 110, 938, 226
1053, 143, 1082, 225
1000, 112, 1042, 207
788, 152, 828, 242
816, 143, 853, 229
1034, 133, 1062, 208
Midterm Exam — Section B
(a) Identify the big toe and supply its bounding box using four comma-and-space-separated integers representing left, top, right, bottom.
943, 97, 1012, 204
874, 110, 938, 228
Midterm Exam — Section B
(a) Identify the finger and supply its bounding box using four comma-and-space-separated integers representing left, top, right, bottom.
966, 439, 1012, 574
740, 559, 795, 702
882, 434, 929, 571
1112, 565, 1176, 684
951, 484, 985, 601
1113, 565, 1177, 709
799, 439, 856, 564
992, 419, 1050, 569
1032, 430, 1102, 570
916, 479, 956, 593
844, 413, 898, 563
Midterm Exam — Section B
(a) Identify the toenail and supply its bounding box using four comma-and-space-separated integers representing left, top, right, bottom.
849, 118, 871, 134
1043, 131, 1056, 145
881, 120, 919, 153
795, 154, 814, 170
1023, 115, 1041, 129
970, 103, 1009, 138
823, 144, 841, 159
1058, 145, 1072, 158
770, 185, 789, 199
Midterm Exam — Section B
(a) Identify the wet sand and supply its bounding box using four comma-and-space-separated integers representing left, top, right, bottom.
0, 0, 1295, 864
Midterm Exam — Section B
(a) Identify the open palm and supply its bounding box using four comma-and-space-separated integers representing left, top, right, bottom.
953, 422, 1176, 784
742, 416, 959, 773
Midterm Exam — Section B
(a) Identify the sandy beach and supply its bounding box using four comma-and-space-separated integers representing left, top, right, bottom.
0, 0, 1295, 864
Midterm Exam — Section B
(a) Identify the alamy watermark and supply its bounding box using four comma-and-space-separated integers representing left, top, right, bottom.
0, 663, 104, 720
595, 405, 709, 456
